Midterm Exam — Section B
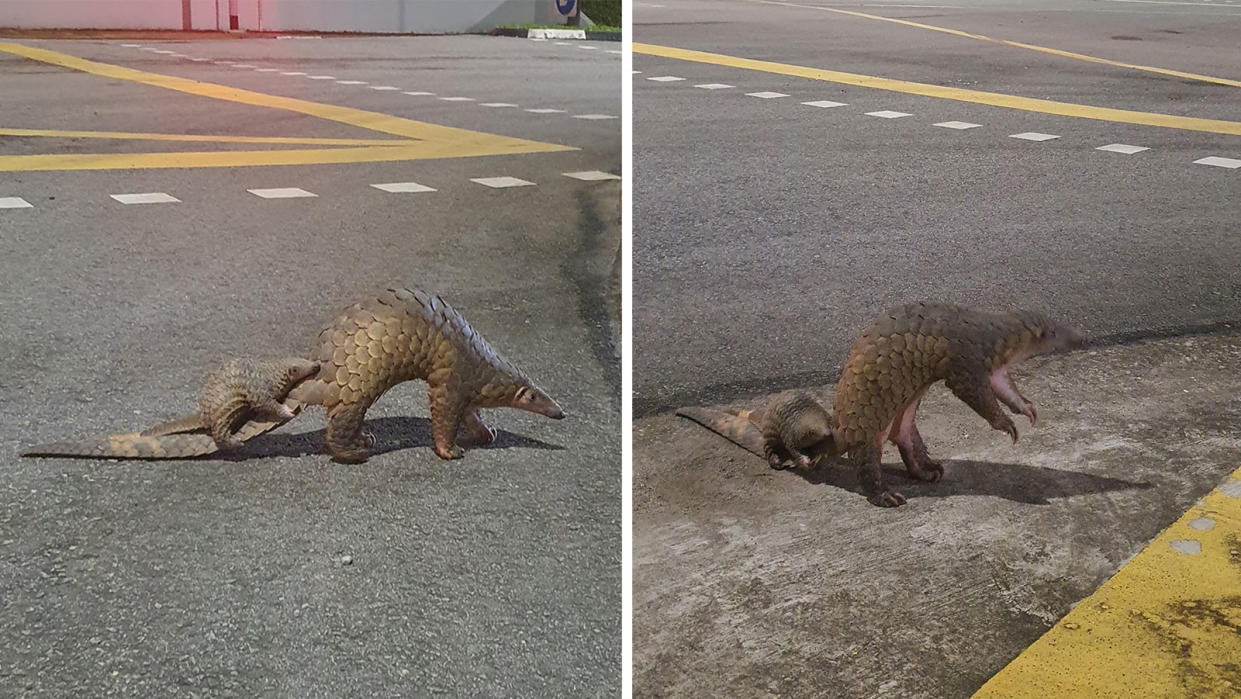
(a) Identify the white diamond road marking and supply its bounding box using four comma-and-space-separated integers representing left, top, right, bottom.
526, 108, 566, 113
336, 79, 367, 85
481, 102, 518, 108
110, 192, 180, 205
934, 120, 982, 129
573, 114, 618, 120
471, 177, 535, 189
747, 91, 788, 99
248, 187, 317, 199
564, 171, 621, 181
866, 110, 912, 118
802, 100, 847, 108
1195, 156, 1241, 168
1010, 132, 1060, 141
0, 197, 33, 209
370, 85, 400, 90
647, 76, 685, 82
1097, 143, 1149, 154
403, 91, 434, 96
695, 83, 734, 89
440, 96, 475, 102
281, 71, 306, 75
371, 182, 437, 193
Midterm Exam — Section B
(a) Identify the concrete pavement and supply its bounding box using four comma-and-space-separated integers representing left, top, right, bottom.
633, 0, 1241, 695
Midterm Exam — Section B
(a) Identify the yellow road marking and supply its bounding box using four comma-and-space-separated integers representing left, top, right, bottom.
747, 0, 1241, 89
0, 127, 416, 146
973, 467, 1241, 697
0, 42, 575, 171
634, 43, 1241, 135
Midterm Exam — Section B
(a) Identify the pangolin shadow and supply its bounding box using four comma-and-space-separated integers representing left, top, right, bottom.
228, 416, 564, 461
787, 458, 1153, 505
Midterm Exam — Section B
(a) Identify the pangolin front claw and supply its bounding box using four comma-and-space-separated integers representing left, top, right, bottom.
869, 489, 908, 508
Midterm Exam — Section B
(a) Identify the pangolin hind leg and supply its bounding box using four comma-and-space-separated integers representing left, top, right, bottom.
854, 438, 906, 507
325, 400, 377, 463
459, 409, 497, 446
888, 391, 943, 482
428, 383, 467, 460
990, 367, 1037, 426
946, 367, 1019, 443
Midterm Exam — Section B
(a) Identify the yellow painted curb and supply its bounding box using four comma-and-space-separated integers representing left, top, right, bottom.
974, 469, 1241, 698
633, 43, 1241, 136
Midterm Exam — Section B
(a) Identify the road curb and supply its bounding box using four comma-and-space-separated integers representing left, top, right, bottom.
492, 27, 621, 41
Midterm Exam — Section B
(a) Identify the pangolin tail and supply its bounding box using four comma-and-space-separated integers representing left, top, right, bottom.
21, 401, 306, 460
675, 406, 766, 458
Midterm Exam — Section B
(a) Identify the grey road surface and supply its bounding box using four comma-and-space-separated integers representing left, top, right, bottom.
633, 0, 1241, 696
0, 35, 620, 697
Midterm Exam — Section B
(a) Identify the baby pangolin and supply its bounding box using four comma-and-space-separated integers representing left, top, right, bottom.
677, 391, 836, 471
197, 357, 320, 450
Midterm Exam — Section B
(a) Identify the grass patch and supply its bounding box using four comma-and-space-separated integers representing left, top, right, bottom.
581, 0, 621, 27
498, 23, 621, 32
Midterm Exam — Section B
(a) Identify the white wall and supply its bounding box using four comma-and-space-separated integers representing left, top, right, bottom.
0, 0, 573, 32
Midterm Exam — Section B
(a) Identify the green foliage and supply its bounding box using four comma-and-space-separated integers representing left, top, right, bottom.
581, 0, 621, 27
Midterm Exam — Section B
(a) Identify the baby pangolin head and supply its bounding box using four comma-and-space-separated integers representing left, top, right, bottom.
279, 359, 322, 392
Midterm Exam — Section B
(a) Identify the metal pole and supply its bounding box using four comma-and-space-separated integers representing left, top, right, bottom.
215, 0, 220, 30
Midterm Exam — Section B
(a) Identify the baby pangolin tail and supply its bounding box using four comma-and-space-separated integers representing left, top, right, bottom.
676, 406, 767, 458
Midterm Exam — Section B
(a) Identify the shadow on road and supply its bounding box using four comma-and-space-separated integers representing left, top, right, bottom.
781, 458, 1153, 505
237, 415, 565, 460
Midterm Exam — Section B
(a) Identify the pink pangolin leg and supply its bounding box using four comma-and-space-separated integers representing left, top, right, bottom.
990, 367, 1037, 426
888, 390, 943, 482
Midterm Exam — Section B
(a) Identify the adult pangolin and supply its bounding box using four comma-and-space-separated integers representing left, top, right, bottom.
23, 287, 565, 462
680, 302, 1087, 507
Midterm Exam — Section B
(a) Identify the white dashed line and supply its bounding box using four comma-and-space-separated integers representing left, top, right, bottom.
1194, 156, 1241, 168
573, 114, 618, 120
152, 50, 176, 55
440, 97, 475, 102
607, 50, 622, 54
190, 57, 211, 62
526, 108, 566, 113
471, 177, 536, 189
802, 100, 848, 108
248, 187, 318, 199
255, 67, 281, 72
231, 63, 257, 69
866, 110, 912, 119
371, 182, 437, 193
563, 171, 621, 181
213, 60, 232, 65
281, 71, 307, 76
370, 85, 401, 91
647, 76, 686, 82
632, 70, 642, 74
480, 102, 518, 108
0, 197, 33, 209
336, 80, 367, 85
120, 43, 141, 48
403, 91, 435, 96
747, 91, 788, 99
934, 120, 982, 129
554, 42, 572, 46
307, 75, 336, 80
110, 192, 180, 205
1010, 132, 1060, 141
579, 45, 600, 50
1097, 143, 1149, 154
695, 83, 734, 90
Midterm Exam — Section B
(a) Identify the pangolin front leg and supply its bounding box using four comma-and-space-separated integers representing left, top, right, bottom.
946, 366, 1019, 443
888, 391, 943, 483
428, 383, 467, 460
990, 367, 1037, 426
459, 409, 497, 446
325, 400, 376, 463
854, 438, 906, 507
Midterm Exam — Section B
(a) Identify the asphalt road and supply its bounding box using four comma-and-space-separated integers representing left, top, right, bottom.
634, 0, 1241, 415
0, 35, 620, 697
633, 0, 1241, 696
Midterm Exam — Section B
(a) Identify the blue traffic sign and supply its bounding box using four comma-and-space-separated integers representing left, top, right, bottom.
556, 0, 577, 16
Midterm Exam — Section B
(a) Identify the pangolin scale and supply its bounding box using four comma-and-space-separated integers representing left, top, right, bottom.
22, 287, 565, 462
